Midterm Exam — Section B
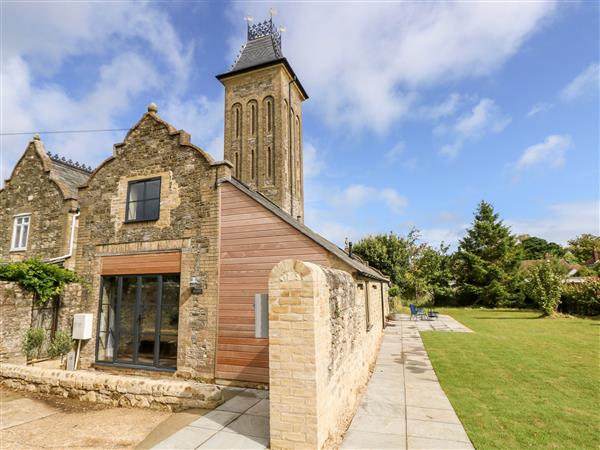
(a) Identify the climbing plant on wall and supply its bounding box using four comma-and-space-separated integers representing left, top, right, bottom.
0, 259, 80, 304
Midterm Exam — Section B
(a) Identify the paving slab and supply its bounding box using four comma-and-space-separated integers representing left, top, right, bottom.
342, 429, 407, 450
152, 426, 217, 450
188, 410, 240, 430
152, 388, 268, 450
341, 316, 474, 450
196, 430, 269, 449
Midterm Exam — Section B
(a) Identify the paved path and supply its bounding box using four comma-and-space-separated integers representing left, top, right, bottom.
152, 388, 269, 450
342, 315, 474, 450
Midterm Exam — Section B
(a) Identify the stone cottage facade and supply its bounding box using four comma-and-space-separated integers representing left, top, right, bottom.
0, 136, 91, 270
1, 18, 389, 385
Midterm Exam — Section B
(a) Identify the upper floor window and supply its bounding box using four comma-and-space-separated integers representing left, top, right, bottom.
250, 102, 257, 136
264, 97, 274, 133
11, 214, 30, 251
126, 178, 161, 222
233, 104, 242, 139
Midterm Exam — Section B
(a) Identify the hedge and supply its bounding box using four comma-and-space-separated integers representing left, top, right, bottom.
559, 279, 600, 316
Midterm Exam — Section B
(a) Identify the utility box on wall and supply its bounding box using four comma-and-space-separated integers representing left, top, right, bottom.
254, 294, 269, 338
72, 313, 93, 340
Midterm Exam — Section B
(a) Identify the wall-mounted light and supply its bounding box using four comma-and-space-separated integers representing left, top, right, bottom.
190, 276, 203, 295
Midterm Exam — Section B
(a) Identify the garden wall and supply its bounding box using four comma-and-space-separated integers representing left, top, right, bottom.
0, 281, 32, 363
0, 363, 223, 410
0, 281, 83, 363
268, 259, 384, 450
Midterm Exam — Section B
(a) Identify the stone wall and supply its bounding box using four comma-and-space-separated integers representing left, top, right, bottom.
0, 282, 32, 364
221, 63, 305, 220
74, 109, 231, 379
0, 141, 73, 262
0, 282, 84, 364
268, 259, 384, 450
0, 363, 223, 411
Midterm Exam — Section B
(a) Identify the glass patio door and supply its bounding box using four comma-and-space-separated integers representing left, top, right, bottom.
97, 274, 179, 370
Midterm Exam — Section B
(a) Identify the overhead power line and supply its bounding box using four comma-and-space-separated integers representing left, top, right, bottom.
0, 128, 130, 136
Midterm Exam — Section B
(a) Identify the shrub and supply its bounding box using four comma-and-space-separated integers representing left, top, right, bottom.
388, 286, 400, 298
0, 259, 80, 304
560, 280, 600, 316
22, 327, 46, 359
48, 331, 73, 359
524, 260, 563, 316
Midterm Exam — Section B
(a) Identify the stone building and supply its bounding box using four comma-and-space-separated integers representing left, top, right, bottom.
0, 135, 91, 269
1, 17, 389, 386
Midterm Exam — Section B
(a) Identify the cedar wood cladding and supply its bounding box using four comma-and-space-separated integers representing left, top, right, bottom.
101, 252, 181, 275
217, 181, 329, 383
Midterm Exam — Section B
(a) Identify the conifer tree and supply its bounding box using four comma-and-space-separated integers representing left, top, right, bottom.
454, 201, 521, 307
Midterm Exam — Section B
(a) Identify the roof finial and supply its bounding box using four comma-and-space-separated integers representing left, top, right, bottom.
33, 133, 41, 141
147, 102, 158, 113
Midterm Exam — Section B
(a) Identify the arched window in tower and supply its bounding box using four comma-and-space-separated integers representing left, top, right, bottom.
248, 101, 257, 136
264, 96, 274, 134
251, 149, 256, 179
234, 152, 239, 178
233, 104, 242, 139
267, 146, 273, 179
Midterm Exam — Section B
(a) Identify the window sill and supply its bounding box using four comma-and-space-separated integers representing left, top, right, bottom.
123, 218, 160, 224
94, 361, 176, 372
9, 248, 27, 252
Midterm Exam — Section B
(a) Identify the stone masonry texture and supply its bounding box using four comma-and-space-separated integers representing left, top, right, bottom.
268, 259, 384, 450
221, 64, 305, 221
0, 140, 78, 265
74, 111, 231, 379
0, 362, 223, 411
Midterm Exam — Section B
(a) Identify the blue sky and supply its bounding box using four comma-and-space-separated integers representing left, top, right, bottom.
1, 1, 598, 248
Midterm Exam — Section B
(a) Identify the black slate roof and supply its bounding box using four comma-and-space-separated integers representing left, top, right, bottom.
49, 159, 91, 199
226, 177, 390, 282
232, 35, 282, 72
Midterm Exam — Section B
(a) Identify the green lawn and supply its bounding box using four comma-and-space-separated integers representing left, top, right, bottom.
420, 309, 599, 450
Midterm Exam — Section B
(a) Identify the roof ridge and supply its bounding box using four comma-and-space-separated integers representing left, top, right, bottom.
47, 151, 93, 173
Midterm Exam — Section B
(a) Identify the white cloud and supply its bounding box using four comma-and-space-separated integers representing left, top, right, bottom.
385, 142, 405, 162
161, 96, 225, 159
559, 63, 600, 102
330, 184, 407, 214
230, 2, 556, 132
515, 134, 572, 170
0, 3, 224, 184
420, 227, 466, 250
454, 98, 511, 139
303, 142, 325, 178
2, 2, 193, 83
419, 93, 463, 120
527, 102, 553, 117
438, 98, 511, 159
508, 200, 599, 244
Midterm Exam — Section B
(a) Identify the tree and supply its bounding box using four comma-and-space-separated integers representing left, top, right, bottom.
454, 201, 521, 307
405, 243, 454, 303
567, 234, 600, 264
524, 259, 563, 316
353, 229, 453, 303
352, 230, 416, 289
518, 236, 564, 260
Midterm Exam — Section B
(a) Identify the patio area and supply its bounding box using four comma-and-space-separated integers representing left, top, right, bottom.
341, 314, 474, 449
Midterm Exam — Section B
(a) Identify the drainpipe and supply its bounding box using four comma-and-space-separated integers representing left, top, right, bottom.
47, 209, 80, 264
288, 76, 297, 218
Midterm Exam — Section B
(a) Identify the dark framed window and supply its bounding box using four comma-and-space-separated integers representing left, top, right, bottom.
125, 178, 161, 222
96, 274, 179, 370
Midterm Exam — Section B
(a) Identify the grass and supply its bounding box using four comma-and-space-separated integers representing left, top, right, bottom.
420, 308, 599, 450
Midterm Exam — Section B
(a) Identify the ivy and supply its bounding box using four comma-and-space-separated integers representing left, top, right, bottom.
0, 259, 81, 304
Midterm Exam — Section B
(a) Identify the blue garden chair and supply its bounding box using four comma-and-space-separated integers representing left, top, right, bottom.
409, 303, 426, 320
